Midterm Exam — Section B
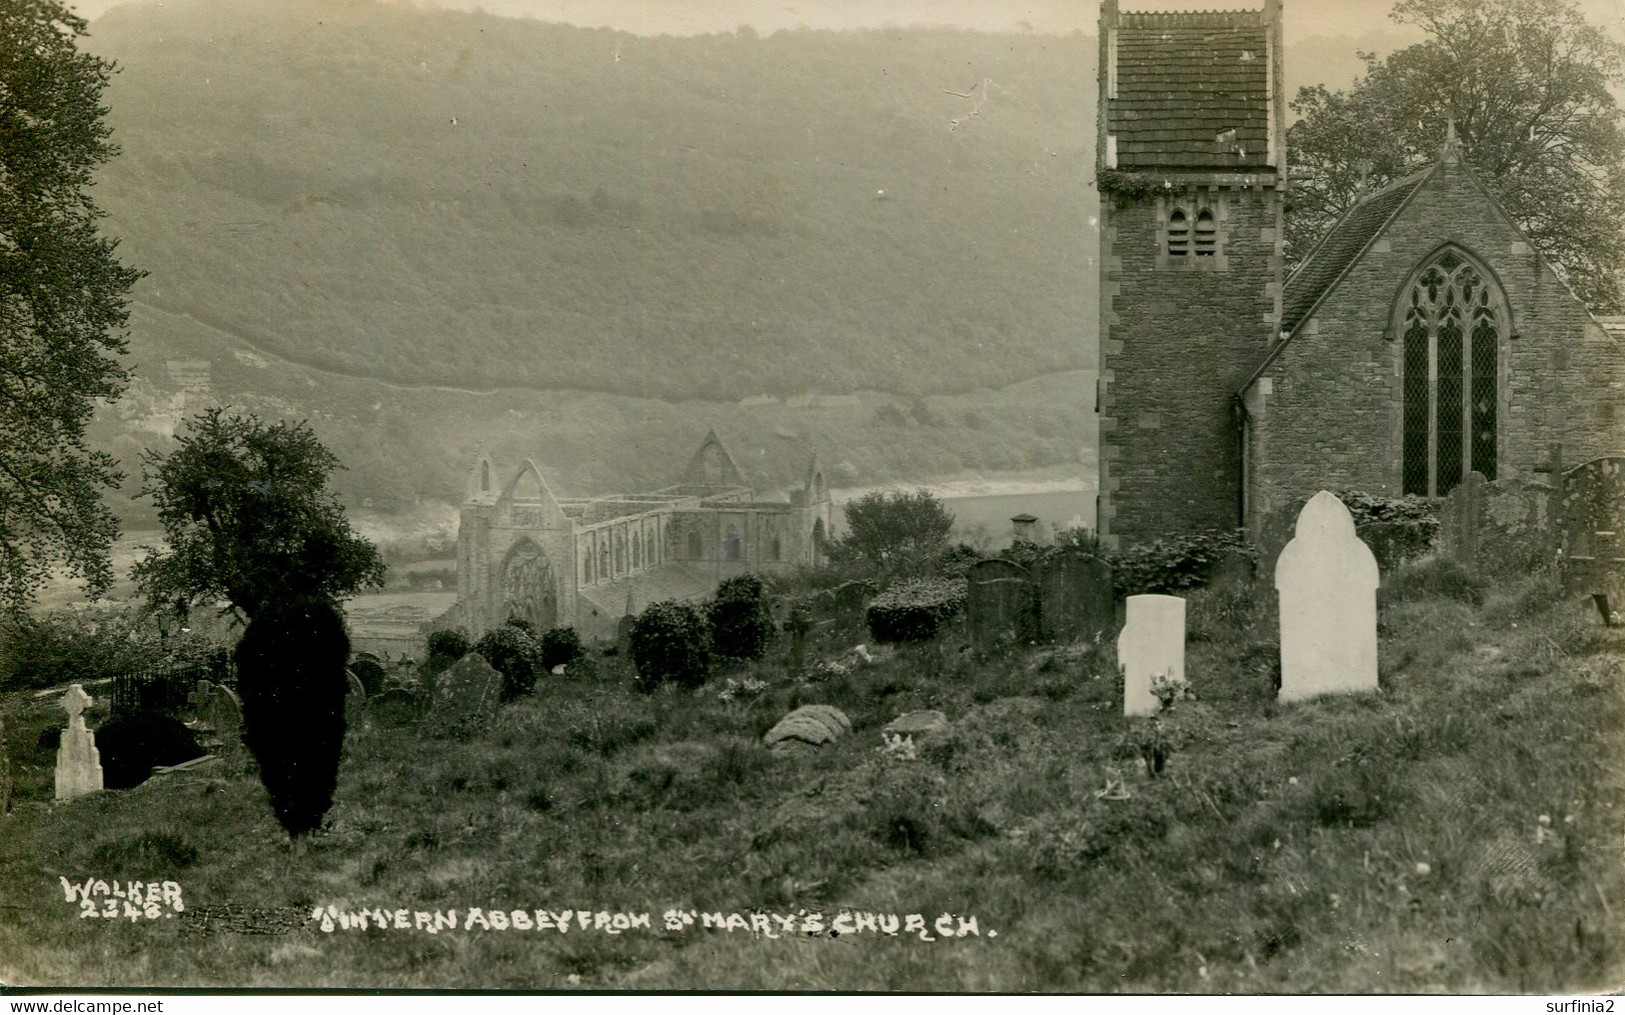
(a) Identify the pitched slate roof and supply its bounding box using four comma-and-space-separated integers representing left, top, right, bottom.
1277, 169, 1432, 335
1109, 10, 1273, 170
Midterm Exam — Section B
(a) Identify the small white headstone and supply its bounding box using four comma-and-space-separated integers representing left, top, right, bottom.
54, 684, 104, 803
1275, 491, 1380, 703
1117, 594, 1186, 717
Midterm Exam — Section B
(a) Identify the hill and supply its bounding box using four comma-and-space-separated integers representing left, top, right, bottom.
86, 0, 1097, 402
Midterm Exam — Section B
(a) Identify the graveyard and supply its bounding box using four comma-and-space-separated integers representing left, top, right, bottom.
1, 489, 1622, 991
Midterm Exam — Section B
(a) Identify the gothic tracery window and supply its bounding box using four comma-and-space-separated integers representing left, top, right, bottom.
1400, 248, 1502, 497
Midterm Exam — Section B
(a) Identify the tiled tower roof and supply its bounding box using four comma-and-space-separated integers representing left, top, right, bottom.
1102, 4, 1281, 172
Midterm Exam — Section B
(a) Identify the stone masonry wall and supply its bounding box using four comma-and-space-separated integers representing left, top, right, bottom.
1099, 178, 1283, 548
1248, 161, 1625, 529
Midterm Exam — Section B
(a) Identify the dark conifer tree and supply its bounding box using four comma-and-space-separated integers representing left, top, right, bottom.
233, 547, 351, 839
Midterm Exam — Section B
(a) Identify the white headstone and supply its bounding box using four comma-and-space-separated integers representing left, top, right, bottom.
1275, 491, 1381, 703
1117, 594, 1186, 717
54, 684, 104, 803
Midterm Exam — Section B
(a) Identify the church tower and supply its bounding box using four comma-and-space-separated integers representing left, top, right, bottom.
1095, 0, 1286, 548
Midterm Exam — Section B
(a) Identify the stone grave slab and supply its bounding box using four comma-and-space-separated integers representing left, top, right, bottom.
1439, 472, 1557, 576
764, 704, 850, 753
1480, 477, 1557, 572
1, 711, 10, 816
1037, 553, 1114, 643
1441, 470, 1490, 569
426, 653, 503, 736
883, 710, 949, 737
370, 688, 424, 729
1275, 491, 1380, 703
345, 671, 367, 727
1256, 495, 1313, 582
966, 559, 1039, 649
54, 684, 104, 803
190, 680, 243, 738
1116, 595, 1185, 717
1561, 457, 1625, 615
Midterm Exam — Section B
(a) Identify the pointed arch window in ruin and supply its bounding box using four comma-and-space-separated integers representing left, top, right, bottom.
725, 523, 742, 561
1400, 248, 1502, 497
500, 541, 557, 632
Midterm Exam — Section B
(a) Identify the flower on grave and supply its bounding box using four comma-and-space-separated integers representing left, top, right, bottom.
877, 732, 917, 762
1149, 671, 1193, 710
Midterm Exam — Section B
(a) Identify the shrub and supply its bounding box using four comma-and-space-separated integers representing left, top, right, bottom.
0, 610, 165, 693
539, 627, 584, 671
94, 711, 204, 790
1337, 490, 1440, 563
707, 574, 775, 660
426, 628, 470, 660
865, 577, 967, 643
422, 629, 471, 678
503, 616, 537, 638
474, 626, 541, 702
933, 543, 982, 580
1111, 530, 1251, 597
348, 657, 386, 696
629, 600, 712, 690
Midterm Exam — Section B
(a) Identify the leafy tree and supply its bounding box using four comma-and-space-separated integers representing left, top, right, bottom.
132, 409, 385, 620
0, 1, 146, 612
830, 490, 955, 575
1287, 0, 1625, 310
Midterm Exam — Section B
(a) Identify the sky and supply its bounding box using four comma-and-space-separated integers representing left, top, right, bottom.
66, 0, 1624, 46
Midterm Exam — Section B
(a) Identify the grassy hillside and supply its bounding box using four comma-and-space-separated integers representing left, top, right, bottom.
86, 0, 1096, 402
1, 564, 1619, 990
86, 301, 1096, 529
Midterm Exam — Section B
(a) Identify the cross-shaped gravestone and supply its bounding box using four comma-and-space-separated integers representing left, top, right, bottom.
55, 683, 104, 802
1117, 594, 1185, 717
1275, 491, 1380, 703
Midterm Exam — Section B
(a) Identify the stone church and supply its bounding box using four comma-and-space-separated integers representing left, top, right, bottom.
1095, 0, 1625, 549
445, 431, 832, 641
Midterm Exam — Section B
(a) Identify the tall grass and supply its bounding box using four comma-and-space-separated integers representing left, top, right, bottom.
1, 560, 1620, 990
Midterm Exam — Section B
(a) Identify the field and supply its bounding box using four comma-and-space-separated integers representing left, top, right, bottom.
1, 562, 1622, 991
